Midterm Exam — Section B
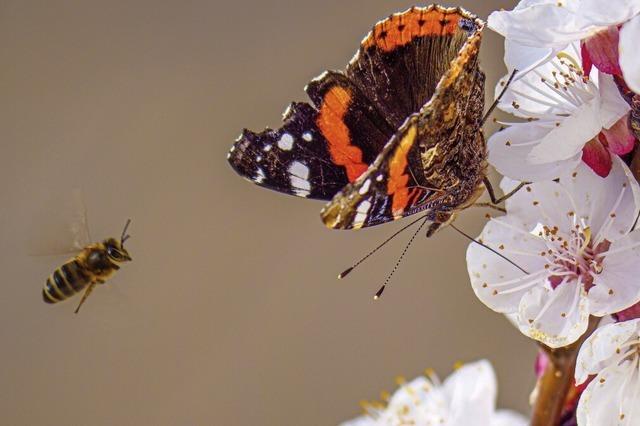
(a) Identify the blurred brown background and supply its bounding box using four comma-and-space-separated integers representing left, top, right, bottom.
0, 1, 534, 425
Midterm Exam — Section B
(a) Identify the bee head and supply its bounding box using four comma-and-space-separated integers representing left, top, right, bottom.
104, 238, 132, 263
104, 219, 133, 263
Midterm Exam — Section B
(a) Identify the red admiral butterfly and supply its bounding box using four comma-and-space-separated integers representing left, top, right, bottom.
228, 5, 510, 235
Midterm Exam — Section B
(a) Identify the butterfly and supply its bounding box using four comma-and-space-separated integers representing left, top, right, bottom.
228, 5, 513, 237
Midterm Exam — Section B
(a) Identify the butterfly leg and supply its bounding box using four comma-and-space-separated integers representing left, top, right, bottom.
471, 202, 506, 213
483, 177, 527, 205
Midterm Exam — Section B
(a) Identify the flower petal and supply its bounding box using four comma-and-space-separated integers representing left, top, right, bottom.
577, 359, 640, 426
528, 100, 602, 164
581, 137, 612, 177
598, 72, 631, 129
503, 40, 558, 76
601, 115, 636, 155
553, 157, 640, 241
502, 162, 608, 233
589, 230, 640, 316
518, 281, 590, 348
495, 44, 584, 118
579, 0, 640, 25
489, 0, 640, 47
491, 410, 530, 426
620, 15, 640, 94
444, 360, 497, 425
615, 301, 640, 321
467, 216, 549, 314
488, 2, 592, 47
582, 26, 622, 76
339, 416, 376, 426
488, 124, 581, 182
575, 319, 640, 384
581, 40, 594, 77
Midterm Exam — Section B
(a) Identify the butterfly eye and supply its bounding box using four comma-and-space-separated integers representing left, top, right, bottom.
459, 18, 475, 32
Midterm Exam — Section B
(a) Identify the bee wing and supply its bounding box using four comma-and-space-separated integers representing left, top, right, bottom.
26, 189, 92, 256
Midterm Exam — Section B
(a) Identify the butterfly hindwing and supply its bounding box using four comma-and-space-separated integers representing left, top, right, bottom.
228, 72, 394, 200
321, 116, 442, 229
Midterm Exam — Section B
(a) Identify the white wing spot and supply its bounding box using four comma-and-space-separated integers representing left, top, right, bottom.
353, 200, 372, 226
278, 133, 295, 151
359, 179, 371, 195
263, 144, 272, 152
256, 155, 262, 162
376, 174, 384, 182
288, 161, 311, 197
302, 132, 313, 141
254, 168, 266, 184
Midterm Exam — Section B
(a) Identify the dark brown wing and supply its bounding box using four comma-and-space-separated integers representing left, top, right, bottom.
321, 15, 486, 230
346, 6, 483, 130
228, 5, 486, 220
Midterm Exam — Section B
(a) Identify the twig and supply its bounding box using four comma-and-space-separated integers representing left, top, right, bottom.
530, 317, 600, 426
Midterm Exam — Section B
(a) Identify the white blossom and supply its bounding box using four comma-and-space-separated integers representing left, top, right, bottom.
620, 14, 640, 93
488, 43, 632, 181
339, 360, 527, 426
487, 0, 640, 78
575, 319, 640, 425
467, 159, 640, 348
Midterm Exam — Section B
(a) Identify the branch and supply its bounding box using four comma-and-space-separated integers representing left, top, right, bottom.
530, 317, 600, 426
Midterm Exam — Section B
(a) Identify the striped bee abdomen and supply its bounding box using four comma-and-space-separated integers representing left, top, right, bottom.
42, 260, 91, 304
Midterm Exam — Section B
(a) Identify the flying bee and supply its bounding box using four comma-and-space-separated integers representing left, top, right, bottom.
42, 219, 133, 313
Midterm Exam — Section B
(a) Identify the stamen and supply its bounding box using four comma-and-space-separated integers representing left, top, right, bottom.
497, 277, 543, 295
489, 270, 548, 288
593, 185, 627, 247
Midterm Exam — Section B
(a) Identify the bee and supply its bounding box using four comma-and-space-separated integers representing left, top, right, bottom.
42, 219, 133, 314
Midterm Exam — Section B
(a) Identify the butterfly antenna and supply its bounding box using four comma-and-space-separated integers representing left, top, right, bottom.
374, 216, 430, 300
450, 223, 529, 274
121, 219, 132, 245
481, 69, 518, 126
338, 213, 430, 279
632, 209, 640, 232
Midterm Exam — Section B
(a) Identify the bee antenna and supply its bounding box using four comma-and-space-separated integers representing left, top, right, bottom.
373, 216, 430, 300
338, 213, 430, 279
449, 223, 529, 274
121, 218, 132, 245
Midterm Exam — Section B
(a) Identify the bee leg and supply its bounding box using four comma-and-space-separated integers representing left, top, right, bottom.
74, 281, 98, 314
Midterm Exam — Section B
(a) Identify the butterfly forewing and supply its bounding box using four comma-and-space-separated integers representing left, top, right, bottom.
321, 9, 486, 230
228, 5, 487, 230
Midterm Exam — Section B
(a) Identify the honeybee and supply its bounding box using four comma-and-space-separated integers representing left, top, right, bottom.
42, 219, 133, 313
41, 218, 133, 313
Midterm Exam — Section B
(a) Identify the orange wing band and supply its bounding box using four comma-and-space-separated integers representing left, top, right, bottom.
316, 86, 368, 182
387, 124, 418, 215
363, 8, 462, 52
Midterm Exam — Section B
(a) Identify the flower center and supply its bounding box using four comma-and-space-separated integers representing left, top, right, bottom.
532, 222, 610, 291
